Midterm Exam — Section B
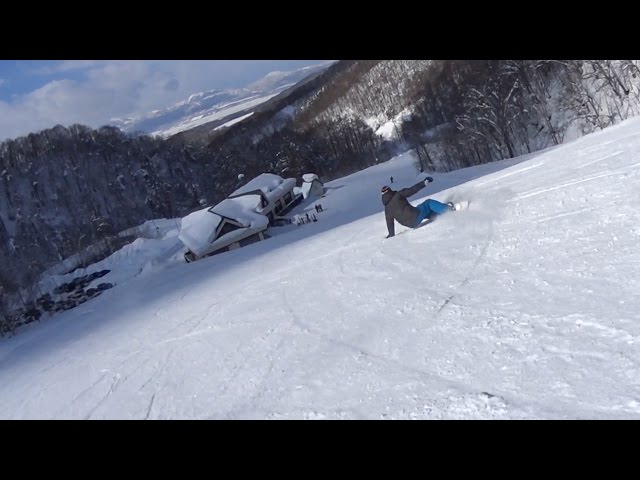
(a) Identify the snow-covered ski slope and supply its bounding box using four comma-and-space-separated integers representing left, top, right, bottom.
2, 117, 640, 419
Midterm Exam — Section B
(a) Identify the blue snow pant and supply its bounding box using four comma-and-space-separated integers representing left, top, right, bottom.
415, 199, 450, 226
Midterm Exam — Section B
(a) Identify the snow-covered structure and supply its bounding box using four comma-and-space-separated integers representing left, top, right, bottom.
298, 173, 325, 199
179, 198, 269, 262
179, 173, 302, 262
229, 173, 302, 223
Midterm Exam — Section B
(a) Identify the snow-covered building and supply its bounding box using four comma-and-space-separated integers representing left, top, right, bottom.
228, 173, 302, 224
179, 173, 302, 262
297, 173, 325, 199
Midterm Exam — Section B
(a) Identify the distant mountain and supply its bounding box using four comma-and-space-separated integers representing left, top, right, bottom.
110, 62, 335, 138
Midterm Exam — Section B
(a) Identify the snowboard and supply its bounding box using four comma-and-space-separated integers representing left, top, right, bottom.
451, 200, 470, 211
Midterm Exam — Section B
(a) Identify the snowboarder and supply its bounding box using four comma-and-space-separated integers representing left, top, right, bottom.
381, 177, 455, 238
390, 176, 394, 183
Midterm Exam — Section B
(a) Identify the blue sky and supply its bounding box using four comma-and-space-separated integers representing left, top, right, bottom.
0, 60, 326, 141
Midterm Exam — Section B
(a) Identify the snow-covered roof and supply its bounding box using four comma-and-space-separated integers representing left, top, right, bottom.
212, 195, 268, 226
178, 195, 269, 256
302, 173, 320, 183
230, 173, 297, 204
178, 208, 223, 256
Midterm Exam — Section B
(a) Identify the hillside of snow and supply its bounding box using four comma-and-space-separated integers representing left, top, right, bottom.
1, 117, 640, 419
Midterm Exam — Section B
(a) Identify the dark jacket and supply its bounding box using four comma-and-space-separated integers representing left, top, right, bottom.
382, 181, 426, 237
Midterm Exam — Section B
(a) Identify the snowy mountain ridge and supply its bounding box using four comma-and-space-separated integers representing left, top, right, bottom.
110, 62, 334, 137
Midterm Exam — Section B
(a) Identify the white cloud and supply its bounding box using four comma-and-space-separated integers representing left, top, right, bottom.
35, 60, 101, 75
0, 60, 325, 142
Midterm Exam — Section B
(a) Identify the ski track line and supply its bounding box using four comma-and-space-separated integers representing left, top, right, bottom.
513, 172, 625, 201
144, 393, 156, 420
182, 301, 220, 336
226, 326, 290, 419
58, 372, 110, 418
436, 220, 494, 315
83, 372, 124, 420
80, 348, 165, 419
216, 305, 288, 419
160, 312, 202, 338
46, 369, 114, 419
473, 162, 544, 187
576, 150, 625, 168
132, 346, 179, 416
368, 242, 471, 305
512, 161, 640, 201
563, 317, 638, 345
152, 300, 223, 348
200, 283, 291, 418
280, 284, 485, 403
37, 355, 73, 376
533, 207, 594, 224
199, 343, 245, 416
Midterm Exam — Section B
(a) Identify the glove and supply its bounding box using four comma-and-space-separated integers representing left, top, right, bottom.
424, 176, 433, 185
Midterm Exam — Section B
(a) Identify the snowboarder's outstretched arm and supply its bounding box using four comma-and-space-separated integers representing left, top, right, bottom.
385, 208, 395, 238
398, 178, 431, 198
